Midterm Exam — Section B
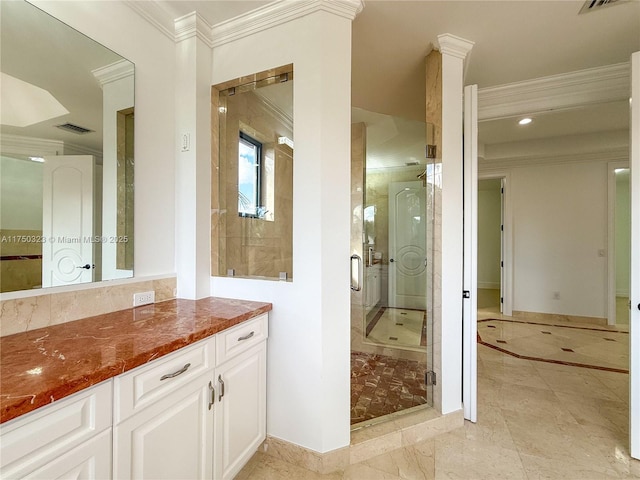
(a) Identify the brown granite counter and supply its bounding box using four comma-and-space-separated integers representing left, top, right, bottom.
0, 297, 272, 424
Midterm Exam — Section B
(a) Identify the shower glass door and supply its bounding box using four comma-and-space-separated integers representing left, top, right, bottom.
350, 108, 434, 427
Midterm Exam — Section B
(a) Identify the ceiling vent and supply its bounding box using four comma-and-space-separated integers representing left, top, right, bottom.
579, 0, 629, 14
55, 122, 94, 135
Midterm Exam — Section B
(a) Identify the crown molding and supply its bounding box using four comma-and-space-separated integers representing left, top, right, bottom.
437, 33, 474, 60
211, 0, 364, 48
0, 134, 101, 159
478, 62, 631, 121
92, 59, 134, 87
0, 134, 64, 157
175, 11, 214, 47
480, 147, 628, 171
123, 0, 175, 42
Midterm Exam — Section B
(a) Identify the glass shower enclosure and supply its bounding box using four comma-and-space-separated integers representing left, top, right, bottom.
350, 108, 435, 427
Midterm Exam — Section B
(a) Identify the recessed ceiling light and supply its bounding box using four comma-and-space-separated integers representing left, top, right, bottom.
518, 118, 533, 125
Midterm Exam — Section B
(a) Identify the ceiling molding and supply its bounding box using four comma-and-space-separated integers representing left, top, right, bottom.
175, 11, 214, 47
478, 62, 631, 121
437, 33, 474, 60
0, 134, 102, 159
211, 0, 364, 48
123, 1, 176, 42
92, 60, 135, 87
480, 147, 628, 171
0, 134, 64, 157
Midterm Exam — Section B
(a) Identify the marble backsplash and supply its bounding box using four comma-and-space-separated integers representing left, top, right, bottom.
0, 276, 176, 337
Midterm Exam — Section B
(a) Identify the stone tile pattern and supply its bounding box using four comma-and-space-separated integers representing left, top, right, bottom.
0, 297, 272, 423
238, 327, 638, 480
478, 318, 629, 373
351, 351, 427, 425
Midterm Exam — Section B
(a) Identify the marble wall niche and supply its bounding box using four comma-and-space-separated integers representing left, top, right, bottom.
213, 68, 293, 280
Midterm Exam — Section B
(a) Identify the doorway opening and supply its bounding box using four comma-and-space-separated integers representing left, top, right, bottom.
608, 163, 631, 326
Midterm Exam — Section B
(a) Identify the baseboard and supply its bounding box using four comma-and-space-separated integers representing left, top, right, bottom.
512, 310, 607, 326
260, 435, 349, 474
260, 408, 464, 473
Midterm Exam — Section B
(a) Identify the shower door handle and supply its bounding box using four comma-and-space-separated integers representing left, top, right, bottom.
350, 254, 362, 291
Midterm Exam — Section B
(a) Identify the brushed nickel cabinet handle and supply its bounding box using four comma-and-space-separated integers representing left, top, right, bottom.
238, 331, 255, 341
218, 374, 225, 401
160, 363, 191, 381
208, 381, 215, 410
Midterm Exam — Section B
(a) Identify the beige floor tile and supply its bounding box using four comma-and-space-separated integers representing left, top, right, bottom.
518, 452, 621, 480
502, 409, 611, 467
360, 440, 435, 479
433, 430, 527, 479
539, 368, 624, 402
342, 463, 403, 480
238, 453, 341, 480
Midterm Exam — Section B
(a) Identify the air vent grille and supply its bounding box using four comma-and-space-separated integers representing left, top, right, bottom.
55, 123, 94, 135
579, 0, 629, 14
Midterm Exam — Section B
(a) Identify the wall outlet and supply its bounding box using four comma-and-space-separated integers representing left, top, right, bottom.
133, 291, 155, 307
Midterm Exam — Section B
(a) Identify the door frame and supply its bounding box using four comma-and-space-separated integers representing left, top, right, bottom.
629, 50, 639, 460
463, 84, 478, 422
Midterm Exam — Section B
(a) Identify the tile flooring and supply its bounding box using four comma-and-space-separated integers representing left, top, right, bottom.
366, 308, 427, 349
350, 351, 428, 425
236, 295, 639, 479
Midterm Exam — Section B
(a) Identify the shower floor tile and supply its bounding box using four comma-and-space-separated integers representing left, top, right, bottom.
350, 351, 427, 424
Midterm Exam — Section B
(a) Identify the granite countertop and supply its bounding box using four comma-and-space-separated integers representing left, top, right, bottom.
0, 297, 272, 424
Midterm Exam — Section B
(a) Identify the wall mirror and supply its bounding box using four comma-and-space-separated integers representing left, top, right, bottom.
0, 0, 135, 294
213, 65, 293, 281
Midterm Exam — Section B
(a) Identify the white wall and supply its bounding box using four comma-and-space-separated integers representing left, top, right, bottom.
478, 179, 501, 288
0, 156, 43, 230
32, 1, 177, 278
210, 10, 352, 453
510, 161, 608, 318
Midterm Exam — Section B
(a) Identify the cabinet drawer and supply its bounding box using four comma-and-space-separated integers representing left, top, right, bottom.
114, 337, 215, 424
0, 380, 112, 479
216, 314, 268, 364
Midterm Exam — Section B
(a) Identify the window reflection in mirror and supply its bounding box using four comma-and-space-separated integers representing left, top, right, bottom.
213, 66, 293, 281
0, 0, 134, 293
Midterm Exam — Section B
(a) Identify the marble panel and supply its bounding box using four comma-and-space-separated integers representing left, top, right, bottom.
0, 295, 51, 337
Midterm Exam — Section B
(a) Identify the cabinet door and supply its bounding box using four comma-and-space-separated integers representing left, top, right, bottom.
214, 343, 266, 480
24, 429, 111, 480
114, 372, 214, 480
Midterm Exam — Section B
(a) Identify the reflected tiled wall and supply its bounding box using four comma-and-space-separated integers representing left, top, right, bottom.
0, 229, 43, 292
0, 276, 176, 337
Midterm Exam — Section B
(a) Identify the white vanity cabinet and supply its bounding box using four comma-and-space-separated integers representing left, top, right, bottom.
0, 312, 269, 480
213, 313, 268, 480
0, 381, 113, 479
113, 337, 216, 480
365, 264, 381, 313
